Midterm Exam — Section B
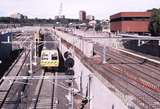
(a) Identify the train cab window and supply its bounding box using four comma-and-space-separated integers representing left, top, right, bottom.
52, 55, 57, 60
42, 53, 48, 57
42, 53, 48, 60
42, 57, 48, 60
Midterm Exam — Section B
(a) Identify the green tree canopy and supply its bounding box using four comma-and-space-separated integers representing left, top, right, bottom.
95, 23, 102, 31
149, 8, 160, 36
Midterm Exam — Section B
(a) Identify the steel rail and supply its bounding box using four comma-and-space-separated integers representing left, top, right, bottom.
93, 48, 160, 108
0, 50, 24, 85
32, 70, 46, 109
0, 50, 30, 108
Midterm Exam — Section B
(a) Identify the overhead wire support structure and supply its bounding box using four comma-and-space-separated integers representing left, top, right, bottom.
1, 39, 79, 109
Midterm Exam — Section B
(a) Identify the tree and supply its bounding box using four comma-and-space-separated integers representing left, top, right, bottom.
95, 23, 102, 31
149, 8, 160, 36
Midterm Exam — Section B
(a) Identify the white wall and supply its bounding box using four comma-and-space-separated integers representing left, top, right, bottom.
56, 30, 93, 57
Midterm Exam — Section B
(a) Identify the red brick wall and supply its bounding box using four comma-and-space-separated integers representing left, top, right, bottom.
121, 21, 149, 32
111, 21, 149, 32
110, 22, 122, 32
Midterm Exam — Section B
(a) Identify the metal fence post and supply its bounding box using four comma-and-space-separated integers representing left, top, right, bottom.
103, 46, 106, 64
71, 79, 74, 109
138, 40, 141, 46
88, 74, 92, 109
80, 71, 83, 94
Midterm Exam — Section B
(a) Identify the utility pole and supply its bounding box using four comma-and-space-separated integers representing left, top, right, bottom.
58, 37, 62, 52
28, 43, 33, 74
71, 79, 74, 109
53, 72, 58, 107
88, 74, 92, 108
103, 46, 106, 64
80, 71, 83, 94
33, 41, 37, 65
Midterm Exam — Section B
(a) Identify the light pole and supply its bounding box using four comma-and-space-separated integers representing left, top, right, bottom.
68, 78, 74, 109
103, 45, 107, 64
58, 37, 62, 52
53, 72, 58, 107
28, 43, 33, 74
33, 40, 37, 66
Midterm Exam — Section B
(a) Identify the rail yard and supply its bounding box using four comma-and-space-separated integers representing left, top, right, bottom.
0, 26, 159, 109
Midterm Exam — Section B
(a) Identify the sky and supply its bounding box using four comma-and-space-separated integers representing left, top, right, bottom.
0, 0, 160, 19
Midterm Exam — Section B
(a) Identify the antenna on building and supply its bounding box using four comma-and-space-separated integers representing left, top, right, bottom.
59, 2, 63, 17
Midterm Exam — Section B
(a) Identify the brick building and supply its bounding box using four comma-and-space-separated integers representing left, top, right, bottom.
79, 11, 86, 21
110, 12, 151, 33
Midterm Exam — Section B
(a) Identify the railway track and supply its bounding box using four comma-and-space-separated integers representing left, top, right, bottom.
0, 31, 35, 108
30, 70, 57, 109
93, 44, 160, 109
90, 62, 159, 109
94, 44, 160, 91
0, 50, 30, 108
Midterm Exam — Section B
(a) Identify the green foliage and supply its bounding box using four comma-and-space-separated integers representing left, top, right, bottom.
149, 8, 160, 36
0, 17, 21, 23
95, 23, 102, 31
0, 17, 82, 26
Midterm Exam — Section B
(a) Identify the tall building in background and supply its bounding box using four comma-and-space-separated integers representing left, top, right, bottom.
79, 11, 86, 21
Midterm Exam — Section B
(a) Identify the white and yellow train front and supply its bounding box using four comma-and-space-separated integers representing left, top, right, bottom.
40, 49, 59, 68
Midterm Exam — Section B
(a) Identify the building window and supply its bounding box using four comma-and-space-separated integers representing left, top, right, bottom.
110, 17, 150, 22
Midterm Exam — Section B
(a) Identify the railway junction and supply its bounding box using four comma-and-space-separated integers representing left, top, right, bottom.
0, 26, 160, 109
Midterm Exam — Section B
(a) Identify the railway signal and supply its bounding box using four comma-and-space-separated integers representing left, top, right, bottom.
64, 51, 75, 75
63, 51, 75, 109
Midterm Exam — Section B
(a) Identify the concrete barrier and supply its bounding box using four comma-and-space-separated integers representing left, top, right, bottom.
55, 30, 94, 57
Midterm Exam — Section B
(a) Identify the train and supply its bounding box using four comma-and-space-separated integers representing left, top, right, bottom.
40, 33, 60, 71
40, 49, 59, 69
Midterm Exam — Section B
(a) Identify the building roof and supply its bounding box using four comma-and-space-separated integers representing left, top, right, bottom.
110, 12, 152, 19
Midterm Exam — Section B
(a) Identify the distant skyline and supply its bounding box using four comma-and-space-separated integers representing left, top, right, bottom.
0, 0, 160, 19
